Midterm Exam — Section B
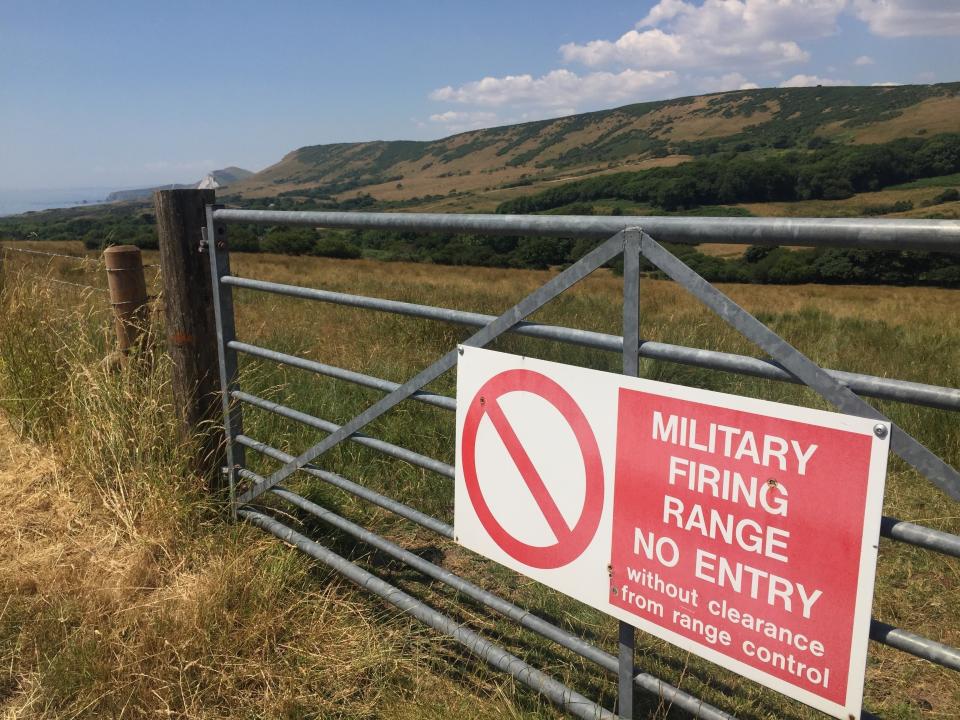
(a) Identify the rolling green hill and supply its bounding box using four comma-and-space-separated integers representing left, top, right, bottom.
229, 83, 960, 212
4, 83, 960, 286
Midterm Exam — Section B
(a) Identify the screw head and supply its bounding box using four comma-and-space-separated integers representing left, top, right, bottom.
873, 423, 889, 439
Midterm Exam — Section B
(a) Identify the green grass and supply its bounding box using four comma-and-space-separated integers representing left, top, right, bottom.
886, 173, 960, 190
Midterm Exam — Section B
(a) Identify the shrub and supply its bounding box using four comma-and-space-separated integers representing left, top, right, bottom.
862, 200, 914, 216
312, 237, 361, 259
261, 227, 317, 255
932, 188, 960, 204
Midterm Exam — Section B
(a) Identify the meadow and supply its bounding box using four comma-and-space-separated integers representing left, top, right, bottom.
0, 240, 957, 719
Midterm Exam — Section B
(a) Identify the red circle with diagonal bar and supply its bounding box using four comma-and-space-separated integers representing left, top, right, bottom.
460, 368, 604, 569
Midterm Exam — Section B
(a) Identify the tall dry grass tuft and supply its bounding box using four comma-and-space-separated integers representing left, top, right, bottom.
0, 260, 195, 528
0, 260, 515, 720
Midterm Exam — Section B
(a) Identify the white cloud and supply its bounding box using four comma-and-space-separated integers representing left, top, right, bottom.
853, 0, 960, 37
430, 68, 678, 109
560, 1, 849, 71
871, 81, 901, 86
779, 74, 851, 87
695, 72, 761, 93
428, 110, 499, 131
426, 1, 956, 123
638, 0, 697, 28
430, 111, 478, 123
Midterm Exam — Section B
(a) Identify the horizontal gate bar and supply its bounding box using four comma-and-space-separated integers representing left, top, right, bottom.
869, 622, 960, 671
236, 434, 453, 537
239, 508, 615, 720
640, 232, 960, 501
238, 232, 628, 506
222, 276, 960, 412
237, 433, 960, 562
234, 390, 454, 478
212, 209, 960, 253
241, 434, 960, 674
266, 483, 739, 720
230, 341, 456, 411
879, 516, 960, 558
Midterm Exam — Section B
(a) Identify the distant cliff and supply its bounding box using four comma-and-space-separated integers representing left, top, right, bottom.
106, 183, 191, 202
107, 167, 253, 202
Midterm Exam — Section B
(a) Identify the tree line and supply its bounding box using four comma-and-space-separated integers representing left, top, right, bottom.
2, 131, 958, 287
496, 133, 960, 213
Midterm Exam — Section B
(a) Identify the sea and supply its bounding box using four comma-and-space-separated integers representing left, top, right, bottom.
0, 187, 115, 218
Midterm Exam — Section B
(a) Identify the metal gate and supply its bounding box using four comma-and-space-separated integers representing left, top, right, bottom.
204, 208, 960, 720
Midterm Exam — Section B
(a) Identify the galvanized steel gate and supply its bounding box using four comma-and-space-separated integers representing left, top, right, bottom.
205, 208, 960, 720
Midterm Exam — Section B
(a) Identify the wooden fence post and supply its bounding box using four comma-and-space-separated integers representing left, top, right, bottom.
103, 245, 148, 356
153, 188, 223, 486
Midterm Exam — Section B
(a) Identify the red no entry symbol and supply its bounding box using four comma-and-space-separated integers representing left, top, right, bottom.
460, 369, 604, 569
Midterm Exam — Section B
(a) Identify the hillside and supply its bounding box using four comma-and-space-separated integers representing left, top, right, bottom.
229, 83, 960, 212
3, 82, 960, 283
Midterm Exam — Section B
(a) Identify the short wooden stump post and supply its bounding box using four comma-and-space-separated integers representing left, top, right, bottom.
104, 245, 148, 355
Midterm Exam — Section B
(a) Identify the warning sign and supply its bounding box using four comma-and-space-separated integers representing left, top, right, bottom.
455, 347, 889, 720
460, 369, 604, 568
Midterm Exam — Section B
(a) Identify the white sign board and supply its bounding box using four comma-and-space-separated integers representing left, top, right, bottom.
454, 346, 890, 720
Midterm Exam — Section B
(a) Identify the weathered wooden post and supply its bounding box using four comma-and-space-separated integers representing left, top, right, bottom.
153, 188, 224, 487
103, 245, 148, 355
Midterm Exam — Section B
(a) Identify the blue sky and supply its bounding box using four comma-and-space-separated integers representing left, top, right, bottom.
1, 1, 958, 191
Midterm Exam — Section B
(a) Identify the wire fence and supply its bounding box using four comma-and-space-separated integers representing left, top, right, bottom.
1, 246, 107, 294
0, 244, 161, 296
0, 244, 160, 268
37, 276, 109, 294
1, 245, 102, 263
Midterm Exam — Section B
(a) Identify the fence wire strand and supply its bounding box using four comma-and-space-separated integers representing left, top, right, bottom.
2, 246, 107, 293
1, 245, 160, 268
1, 245, 102, 264
40, 276, 109, 293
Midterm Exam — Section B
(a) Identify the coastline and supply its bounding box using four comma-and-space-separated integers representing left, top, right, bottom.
0, 188, 114, 218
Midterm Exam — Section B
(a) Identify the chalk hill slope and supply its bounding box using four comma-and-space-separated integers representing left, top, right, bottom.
106, 167, 253, 202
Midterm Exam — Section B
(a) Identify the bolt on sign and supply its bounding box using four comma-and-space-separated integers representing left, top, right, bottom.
455, 347, 890, 720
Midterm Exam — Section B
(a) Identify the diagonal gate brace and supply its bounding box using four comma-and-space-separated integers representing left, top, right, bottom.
236, 229, 630, 505
638, 231, 960, 501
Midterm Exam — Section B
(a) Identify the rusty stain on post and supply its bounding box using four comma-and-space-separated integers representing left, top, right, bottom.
103, 245, 148, 355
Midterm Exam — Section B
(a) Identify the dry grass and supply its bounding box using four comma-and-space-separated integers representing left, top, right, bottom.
0, 243, 957, 719
0, 255, 547, 720
738, 186, 960, 219
849, 97, 960, 145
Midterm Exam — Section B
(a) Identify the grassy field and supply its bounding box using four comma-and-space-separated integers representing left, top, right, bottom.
737, 186, 960, 220
0, 241, 958, 719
